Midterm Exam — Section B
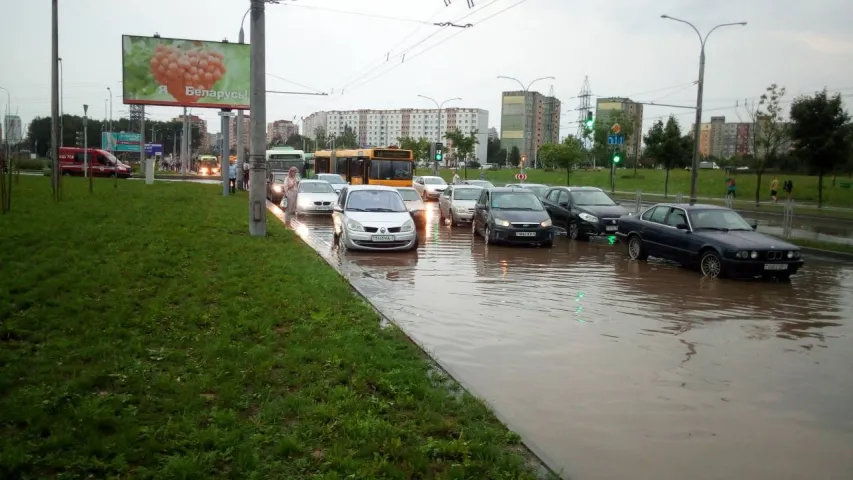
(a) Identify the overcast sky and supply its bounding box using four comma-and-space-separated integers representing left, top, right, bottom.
2, 0, 852, 139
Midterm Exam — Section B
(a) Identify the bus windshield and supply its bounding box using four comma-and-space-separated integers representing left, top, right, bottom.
369, 159, 412, 180
269, 153, 302, 160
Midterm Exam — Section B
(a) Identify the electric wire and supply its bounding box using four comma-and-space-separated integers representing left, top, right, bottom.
284, 3, 434, 25
266, 72, 326, 94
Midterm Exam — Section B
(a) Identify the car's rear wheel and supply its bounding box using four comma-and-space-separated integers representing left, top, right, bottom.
627, 235, 648, 261
567, 221, 587, 241
699, 250, 724, 278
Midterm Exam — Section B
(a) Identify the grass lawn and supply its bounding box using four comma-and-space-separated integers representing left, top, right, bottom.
783, 238, 853, 255
423, 167, 853, 211
0, 177, 549, 479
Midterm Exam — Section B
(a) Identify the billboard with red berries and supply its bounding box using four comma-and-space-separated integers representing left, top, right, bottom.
121, 35, 250, 110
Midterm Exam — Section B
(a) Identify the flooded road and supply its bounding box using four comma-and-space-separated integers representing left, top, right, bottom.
273, 202, 853, 480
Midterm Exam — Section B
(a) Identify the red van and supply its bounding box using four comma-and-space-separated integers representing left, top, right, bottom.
58, 147, 133, 178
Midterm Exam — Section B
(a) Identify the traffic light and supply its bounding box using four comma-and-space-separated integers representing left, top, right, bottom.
585, 111, 594, 130
434, 142, 443, 162
612, 151, 622, 164
75, 131, 83, 147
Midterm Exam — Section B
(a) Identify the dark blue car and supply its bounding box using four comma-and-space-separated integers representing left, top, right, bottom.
616, 203, 804, 279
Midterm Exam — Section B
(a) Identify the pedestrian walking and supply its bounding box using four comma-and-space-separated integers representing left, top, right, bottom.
726, 176, 737, 199
480, 170, 486, 180
783, 179, 793, 200
282, 166, 300, 225
228, 162, 237, 194
770, 176, 779, 203
242, 162, 250, 190
451, 169, 460, 185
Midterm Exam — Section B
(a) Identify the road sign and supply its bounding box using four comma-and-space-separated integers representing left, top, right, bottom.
607, 135, 624, 145
515, 173, 527, 181
611, 123, 622, 134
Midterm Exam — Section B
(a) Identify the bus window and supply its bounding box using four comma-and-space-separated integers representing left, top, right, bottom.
370, 159, 413, 181
351, 157, 365, 177
336, 156, 348, 177
315, 156, 330, 174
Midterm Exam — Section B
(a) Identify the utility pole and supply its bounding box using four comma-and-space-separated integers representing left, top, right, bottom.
180, 108, 188, 173
50, 0, 60, 200
248, 0, 267, 236
139, 106, 146, 178
236, 25, 246, 191
83, 104, 91, 194
220, 110, 232, 195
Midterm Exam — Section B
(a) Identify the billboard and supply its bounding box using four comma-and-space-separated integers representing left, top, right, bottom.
121, 35, 250, 110
102, 132, 142, 152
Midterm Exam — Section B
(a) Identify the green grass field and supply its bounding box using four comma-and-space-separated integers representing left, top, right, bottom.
0, 177, 550, 479
424, 167, 853, 210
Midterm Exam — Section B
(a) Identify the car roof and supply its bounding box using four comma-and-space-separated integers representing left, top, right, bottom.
316, 173, 338, 177
651, 203, 730, 211
547, 186, 604, 192
489, 187, 539, 194
395, 186, 417, 191
299, 179, 327, 183
347, 184, 398, 192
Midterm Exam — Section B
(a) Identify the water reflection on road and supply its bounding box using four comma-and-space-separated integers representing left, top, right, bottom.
275, 202, 853, 480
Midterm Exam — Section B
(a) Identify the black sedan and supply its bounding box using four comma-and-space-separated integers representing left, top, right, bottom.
542, 186, 631, 240
472, 187, 554, 247
616, 203, 804, 279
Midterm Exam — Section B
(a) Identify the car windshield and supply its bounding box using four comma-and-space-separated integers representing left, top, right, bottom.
523, 186, 548, 198
423, 177, 446, 185
689, 209, 754, 231
491, 192, 544, 210
572, 190, 616, 206
299, 182, 334, 193
453, 188, 481, 200
346, 190, 408, 212
317, 174, 346, 185
272, 174, 287, 184
396, 188, 421, 201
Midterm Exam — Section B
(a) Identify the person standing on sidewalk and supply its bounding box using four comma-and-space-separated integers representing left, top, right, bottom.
228, 162, 237, 194
242, 162, 250, 190
726, 176, 737, 199
770, 176, 780, 203
282, 166, 300, 225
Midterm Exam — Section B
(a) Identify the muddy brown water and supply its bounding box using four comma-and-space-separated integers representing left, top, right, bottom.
272, 202, 853, 480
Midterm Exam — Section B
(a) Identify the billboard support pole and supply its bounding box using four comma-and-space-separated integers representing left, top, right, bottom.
181, 107, 188, 173
236, 28, 245, 191
50, 0, 60, 201
248, 0, 267, 236
139, 106, 146, 178
221, 110, 231, 196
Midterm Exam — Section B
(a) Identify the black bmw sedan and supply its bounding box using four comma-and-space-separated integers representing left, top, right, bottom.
616, 203, 804, 279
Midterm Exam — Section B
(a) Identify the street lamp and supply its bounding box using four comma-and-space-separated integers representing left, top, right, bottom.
0, 86, 10, 177
417, 94, 460, 172
58, 58, 64, 146
661, 14, 746, 205
106, 87, 113, 152
496, 75, 555, 169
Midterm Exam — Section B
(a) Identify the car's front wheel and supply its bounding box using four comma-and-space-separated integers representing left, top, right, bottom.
699, 250, 724, 278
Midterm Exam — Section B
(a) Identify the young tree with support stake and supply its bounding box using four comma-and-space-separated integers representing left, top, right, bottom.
741, 84, 789, 207
644, 116, 690, 198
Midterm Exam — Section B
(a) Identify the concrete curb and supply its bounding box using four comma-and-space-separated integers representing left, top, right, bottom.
798, 246, 853, 261
265, 202, 563, 480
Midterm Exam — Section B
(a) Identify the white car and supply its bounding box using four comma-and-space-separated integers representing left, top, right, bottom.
396, 187, 427, 226
413, 175, 448, 201
332, 185, 418, 251
312, 173, 348, 194
438, 185, 483, 225
295, 180, 339, 214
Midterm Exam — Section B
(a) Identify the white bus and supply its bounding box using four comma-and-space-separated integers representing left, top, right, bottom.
266, 147, 306, 178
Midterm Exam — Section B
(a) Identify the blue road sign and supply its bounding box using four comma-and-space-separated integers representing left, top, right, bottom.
607, 135, 624, 145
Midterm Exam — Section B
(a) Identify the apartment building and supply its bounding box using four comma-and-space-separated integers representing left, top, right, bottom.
267, 119, 299, 143
228, 115, 251, 150
499, 91, 560, 163
595, 97, 644, 159
693, 116, 792, 159
488, 127, 499, 141
302, 108, 489, 162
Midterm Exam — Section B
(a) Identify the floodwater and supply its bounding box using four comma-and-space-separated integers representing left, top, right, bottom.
271, 202, 853, 480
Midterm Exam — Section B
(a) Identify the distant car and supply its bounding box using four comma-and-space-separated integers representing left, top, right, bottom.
266, 171, 288, 204
412, 175, 448, 201
504, 183, 549, 199
460, 179, 495, 189
438, 185, 483, 226
295, 180, 339, 215
616, 203, 804, 279
472, 187, 553, 247
542, 186, 631, 240
312, 173, 348, 194
333, 185, 418, 251
396, 187, 427, 226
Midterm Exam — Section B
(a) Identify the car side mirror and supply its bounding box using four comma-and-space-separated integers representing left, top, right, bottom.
676, 223, 690, 231
615, 202, 621, 205
751, 222, 758, 230
333, 205, 343, 213
559, 202, 569, 208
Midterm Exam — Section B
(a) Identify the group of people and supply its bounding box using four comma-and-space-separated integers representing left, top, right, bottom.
724, 175, 794, 203
227, 162, 251, 193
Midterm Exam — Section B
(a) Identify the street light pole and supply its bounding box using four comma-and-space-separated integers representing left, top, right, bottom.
50, 0, 60, 200
661, 15, 746, 205
106, 87, 113, 152
496, 75, 555, 171
58, 58, 64, 147
417, 94, 461, 172
248, 0, 268, 236
236, 7, 250, 191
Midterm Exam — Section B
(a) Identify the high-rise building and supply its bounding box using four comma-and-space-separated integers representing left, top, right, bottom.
267, 120, 299, 144
488, 127, 499, 140
302, 107, 489, 162
594, 98, 644, 159
499, 91, 560, 164
228, 115, 251, 151
3, 115, 23, 145
692, 116, 792, 159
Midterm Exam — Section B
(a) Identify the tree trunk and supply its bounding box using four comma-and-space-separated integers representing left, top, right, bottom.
818, 169, 824, 208
664, 168, 670, 198
566, 166, 571, 186
754, 171, 762, 207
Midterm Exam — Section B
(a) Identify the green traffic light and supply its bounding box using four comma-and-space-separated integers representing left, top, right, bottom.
436, 154, 442, 161
613, 154, 621, 163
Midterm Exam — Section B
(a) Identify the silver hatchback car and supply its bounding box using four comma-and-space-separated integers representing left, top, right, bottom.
438, 185, 483, 225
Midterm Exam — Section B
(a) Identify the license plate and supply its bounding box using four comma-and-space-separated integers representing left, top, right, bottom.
314, 206, 330, 210
764, 263, 788, 271
605, 225, 618, 231
516, 232, 536, 237
371, 235, 395, 242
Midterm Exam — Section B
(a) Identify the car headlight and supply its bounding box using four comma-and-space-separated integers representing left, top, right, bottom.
273, 185, 282, 192
787, 251, 794, 258
579, 212, 598, 223
736, 250, 749, 259
346, 219, 364, 232
401, 219, 414, 232
750, 251, 758, 259
494, 218, 510, 227
540, 218, 552, 227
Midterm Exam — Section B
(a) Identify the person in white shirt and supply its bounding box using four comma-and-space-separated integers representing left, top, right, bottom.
451, 170, 460, 184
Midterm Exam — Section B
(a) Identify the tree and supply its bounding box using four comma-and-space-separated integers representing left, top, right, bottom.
313, 126, 327, 149
539, 136, 584, 185
337, 125, 358, 149
644, 116, 690, 197
508, 145, 521, 167
397, 136, 431, 162
285, 133, 308, 150
742, 84, 789, 206
789, 89, 852, 207
486, 137, 501, 164
444, 129, 479, 166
